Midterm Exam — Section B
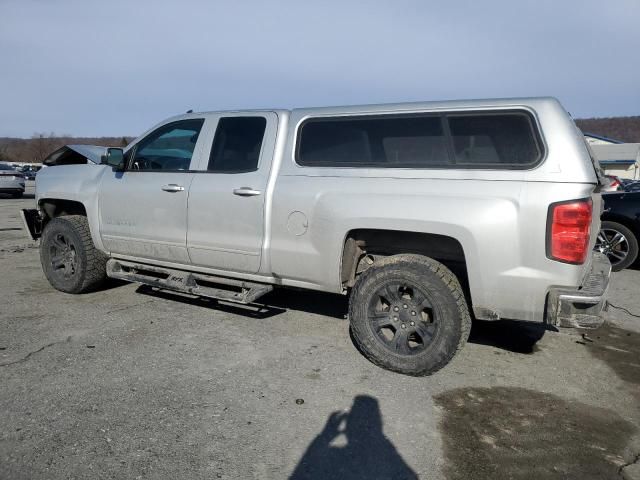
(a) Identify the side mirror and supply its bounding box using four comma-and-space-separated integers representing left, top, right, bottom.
102, 148, 125, 171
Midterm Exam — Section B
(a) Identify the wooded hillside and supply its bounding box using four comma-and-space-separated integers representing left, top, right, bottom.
0, 134, 133, 164
575, 116, 640, 143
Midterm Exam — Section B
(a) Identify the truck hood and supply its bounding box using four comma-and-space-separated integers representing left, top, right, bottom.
43, 144, 107, 166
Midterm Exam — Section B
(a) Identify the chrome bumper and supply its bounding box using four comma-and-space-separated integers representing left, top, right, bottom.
546, 252, 611, 329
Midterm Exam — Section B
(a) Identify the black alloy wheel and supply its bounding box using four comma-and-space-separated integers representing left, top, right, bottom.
48, 232, 79, 281
349, 254, 471, 376
367, 281, 439, 356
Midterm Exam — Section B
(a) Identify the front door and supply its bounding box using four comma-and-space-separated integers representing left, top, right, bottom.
99, 118, 206, 264
187, 113, 278, 273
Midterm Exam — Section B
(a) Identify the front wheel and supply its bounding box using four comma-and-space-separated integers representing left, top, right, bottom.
595, 221, 639, 272
349, 254, 471, 376
40, 215, 108, 293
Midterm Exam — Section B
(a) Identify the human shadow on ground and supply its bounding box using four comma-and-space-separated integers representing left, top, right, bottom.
289, 395, 418, 480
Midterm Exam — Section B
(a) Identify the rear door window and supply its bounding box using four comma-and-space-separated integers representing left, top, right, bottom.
207, 117, 267, 173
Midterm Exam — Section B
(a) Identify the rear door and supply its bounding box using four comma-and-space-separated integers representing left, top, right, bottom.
187, 112, 277, 273
99, 118, 206, 264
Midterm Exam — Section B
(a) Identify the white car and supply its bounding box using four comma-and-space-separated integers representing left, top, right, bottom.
0, 163, 25, 198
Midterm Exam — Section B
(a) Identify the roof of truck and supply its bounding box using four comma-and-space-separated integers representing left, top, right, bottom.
187, 96, 561, 117
134, 97, 562, 151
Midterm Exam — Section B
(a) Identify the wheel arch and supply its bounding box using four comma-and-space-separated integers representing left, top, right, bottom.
39, 198, 88, 219
339, 228, 473, 310
38, 197, 106, 253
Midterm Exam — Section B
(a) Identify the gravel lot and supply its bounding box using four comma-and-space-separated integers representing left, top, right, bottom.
1, 183, 639, 480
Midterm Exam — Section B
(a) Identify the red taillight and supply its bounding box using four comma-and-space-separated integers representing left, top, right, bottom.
547, 199, 592, 264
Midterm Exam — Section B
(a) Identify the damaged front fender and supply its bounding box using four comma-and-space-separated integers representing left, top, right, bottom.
43, 145, 108, 166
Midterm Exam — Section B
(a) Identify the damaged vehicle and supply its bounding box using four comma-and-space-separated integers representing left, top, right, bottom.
22, 97, 611, 376
43, 144, 108, 166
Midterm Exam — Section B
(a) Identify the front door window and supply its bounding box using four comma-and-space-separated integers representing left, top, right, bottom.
129, 119, 204, 171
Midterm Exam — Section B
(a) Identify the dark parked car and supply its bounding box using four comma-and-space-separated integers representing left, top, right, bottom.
597, 191, 640, 271
20, 165, 41, 180
620, 179, 640, 192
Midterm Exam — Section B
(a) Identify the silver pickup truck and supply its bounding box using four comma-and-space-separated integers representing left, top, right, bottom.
22, 97, 611, 375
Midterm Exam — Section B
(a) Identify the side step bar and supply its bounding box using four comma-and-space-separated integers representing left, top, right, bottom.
106, 259, 273, 304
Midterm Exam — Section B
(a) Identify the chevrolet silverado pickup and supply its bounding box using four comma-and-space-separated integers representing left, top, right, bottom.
22, 97, 611, 375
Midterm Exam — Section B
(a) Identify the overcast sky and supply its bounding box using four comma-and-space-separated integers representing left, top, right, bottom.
1, 0, 638, 138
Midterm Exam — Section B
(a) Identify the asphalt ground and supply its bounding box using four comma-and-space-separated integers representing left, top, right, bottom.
1, 182, 639, 479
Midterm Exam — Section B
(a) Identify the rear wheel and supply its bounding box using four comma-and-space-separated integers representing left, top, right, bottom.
595, 221, 638, 272
349, 254, 471, 376
40, 215, 108, 293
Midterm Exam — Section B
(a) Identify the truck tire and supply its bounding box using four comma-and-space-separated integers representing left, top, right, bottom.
596, 221, 639, 272
349, 254, 471, 376
40, 215, 108, 293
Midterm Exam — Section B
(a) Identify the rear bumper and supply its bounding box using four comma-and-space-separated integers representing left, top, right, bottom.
546, 252, 611, 328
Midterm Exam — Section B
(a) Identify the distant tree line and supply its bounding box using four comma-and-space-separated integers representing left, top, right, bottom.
0, 133, 134, 164
575, 116, 640, 143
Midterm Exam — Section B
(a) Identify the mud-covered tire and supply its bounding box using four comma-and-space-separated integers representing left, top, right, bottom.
40, 215, 108, 293
349, 254, 471, 376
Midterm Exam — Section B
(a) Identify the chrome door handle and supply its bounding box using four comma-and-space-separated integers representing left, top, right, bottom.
233, 187, 262, 197
161, 184, 185, 192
